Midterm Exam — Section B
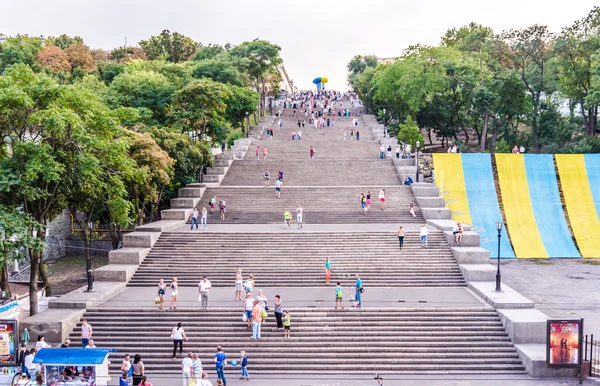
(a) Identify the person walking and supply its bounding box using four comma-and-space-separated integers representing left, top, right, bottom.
355, 274, 363, 309
245, 292, 254, 329
325, 256, 331, 285
366, 191, 372, 211
420, 224, 429, 248
157, 279, 166, 311
240, 351, 250, 380
219, 200, 226, 220
201, 207, 208, 230
181, 352, 193, 386
235, 269, 243, 301
210, 196, 216, 213
132, 354, 145, 386
360, 193, 367, 216
335, 282, 344, 310
251, 300, 262, 339
264, 169, 270, 188
356, 130, 360, 140
81, 319, 93, 348
192, 353, 203, 384
283, 209, 292, 229
379, 189, 386, 211
244, 274, 255, 295
255, 146, 260, 159
309, 145, 315, 159
262, 146, 268, 160
350, 129, 354, 140
398, 226, 406, 250
199, 276, 212, 310
171, 322, 188, 360
214, 346, 227, 386
387, 145, 392, 159
396, 145, 401, 159
275, 178, 282, 199
274, 295, 284, 330
169, 277, 179, 310
379, 144, 385, 160
189, 207, 199, 230
296, 204, 303, 229
409, 203, 416, 218
121, 354, 132, 380
283, 311, 291, 338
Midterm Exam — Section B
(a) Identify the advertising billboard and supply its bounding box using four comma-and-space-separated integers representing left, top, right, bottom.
546, 319, 583, 367
0, 320, 17, 366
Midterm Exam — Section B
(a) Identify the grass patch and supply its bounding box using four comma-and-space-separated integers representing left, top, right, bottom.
582, 260, 600, 266
533, 260, 554, 265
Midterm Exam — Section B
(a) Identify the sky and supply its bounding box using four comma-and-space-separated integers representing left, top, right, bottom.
0, 0, 598, 91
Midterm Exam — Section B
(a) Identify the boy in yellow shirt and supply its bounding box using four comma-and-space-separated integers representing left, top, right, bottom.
283, 209, 292, 229
283, 311, 291, 338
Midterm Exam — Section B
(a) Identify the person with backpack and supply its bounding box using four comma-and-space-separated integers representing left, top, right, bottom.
335, 282, 344, 309
263, 169, 270, 188
219, 200, 226, 220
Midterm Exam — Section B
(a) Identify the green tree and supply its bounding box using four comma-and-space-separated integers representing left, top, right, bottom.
229, 40, 282, 116
0, 35, 43, 73
139, 30, 199, 63
108, 70, 176, 124
194, 44, 226, 61
397, 116, 425, 151
45, 34, 83, 50
223, 84, 259, 134
168, 78, 231, 140
192, 57, 246, 86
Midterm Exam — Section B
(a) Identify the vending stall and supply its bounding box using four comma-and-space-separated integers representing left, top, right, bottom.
0, 319, 19, 385
33, 348, 116, 386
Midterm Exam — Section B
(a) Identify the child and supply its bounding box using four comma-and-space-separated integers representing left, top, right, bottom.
240, 351, 249, 380
283, 311, 291, 338
283, 209, 292, 229
119, 372, 128, 386
335, 282, 344, 310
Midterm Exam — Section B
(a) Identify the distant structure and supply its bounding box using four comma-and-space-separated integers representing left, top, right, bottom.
377, 57, 399, 64
0, 33, 8, 44
278, 64, 295, 95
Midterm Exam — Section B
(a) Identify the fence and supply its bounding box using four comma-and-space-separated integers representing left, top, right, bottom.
584, 334, 600, 377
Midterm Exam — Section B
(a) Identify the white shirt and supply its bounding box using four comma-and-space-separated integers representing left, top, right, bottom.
182, 357, 193, 373
199, 380, 213, 386
24, 354, 36, 371
245, 298, 255, 311
378, 191, 385, 199
199, 280, 212, 292
453, 224, 459, 233
172, 327, 185, 340
275, 180, 282, 189
380, 145, 385, 152
85, 344, 97, 348
35, 341, 49, 350
420, 227, 429, 237
296, 207, 303, 216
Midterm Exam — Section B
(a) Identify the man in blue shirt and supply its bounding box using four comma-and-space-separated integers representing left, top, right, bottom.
214, 345, 227, 385
355, 274, 363, 309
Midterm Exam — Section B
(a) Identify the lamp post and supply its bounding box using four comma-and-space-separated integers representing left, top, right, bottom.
382, 108, 387, 137
495, 222, 503, 292
415, 140, 421, 182
245, 111, 249, 138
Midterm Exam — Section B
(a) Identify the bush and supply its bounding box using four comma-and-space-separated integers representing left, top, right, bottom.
397, 117, 424, 150
226, 130, 244, 147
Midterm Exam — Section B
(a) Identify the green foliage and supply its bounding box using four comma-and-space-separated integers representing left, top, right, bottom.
226, 130, 245, 147
397, 117, 425, 150
45, 34, 83, 50
192, 57, 246, 86
139, 30, 199, 63
0, 35, 43, 73
194, 44, 226, 61
494, 138, 511, 153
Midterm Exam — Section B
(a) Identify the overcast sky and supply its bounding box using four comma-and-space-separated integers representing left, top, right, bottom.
1, 0, 598, 90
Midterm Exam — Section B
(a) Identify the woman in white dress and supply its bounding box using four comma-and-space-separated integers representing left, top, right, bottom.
235, 269, 243, 301
169, 277, 179, 310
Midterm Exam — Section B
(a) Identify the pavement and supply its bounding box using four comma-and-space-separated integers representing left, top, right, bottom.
501, 259, 600, 337
108, 373, 600, 386
97, 286, 485, 309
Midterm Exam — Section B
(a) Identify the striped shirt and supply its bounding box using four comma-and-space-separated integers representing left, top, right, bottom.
192, 359, 202, 374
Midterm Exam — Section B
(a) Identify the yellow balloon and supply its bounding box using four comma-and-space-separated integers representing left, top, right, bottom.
321, 77, 328, 83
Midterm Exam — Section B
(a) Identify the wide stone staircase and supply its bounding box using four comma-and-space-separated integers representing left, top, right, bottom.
128, 231, 464, 287
67, 100, 526, 380
71, 307, 525, 375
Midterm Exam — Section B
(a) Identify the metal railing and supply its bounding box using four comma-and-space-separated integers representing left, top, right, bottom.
584, 334, 600, 377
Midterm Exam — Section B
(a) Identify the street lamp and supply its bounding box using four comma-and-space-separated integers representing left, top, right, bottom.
415, 140, 421, 182
245, 111, 249, 138
382, 108, 387, 137
495, 222, 503, 292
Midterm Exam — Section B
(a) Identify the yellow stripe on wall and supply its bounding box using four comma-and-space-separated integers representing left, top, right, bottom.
496, 154, 548, 258
432, 154, 472, 225
556, 154, 600, 258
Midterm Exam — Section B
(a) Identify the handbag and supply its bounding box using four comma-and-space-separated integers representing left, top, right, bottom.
154, 296, 160, 304
261, 309, 268, 319
242, 312, 248, 322
264, 305, 269, 311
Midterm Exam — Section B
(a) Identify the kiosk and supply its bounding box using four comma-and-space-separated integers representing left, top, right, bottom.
33, 348, 116, 386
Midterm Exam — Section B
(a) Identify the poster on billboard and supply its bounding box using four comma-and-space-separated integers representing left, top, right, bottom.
546, 319, 583, 367
0, 320, 17, 367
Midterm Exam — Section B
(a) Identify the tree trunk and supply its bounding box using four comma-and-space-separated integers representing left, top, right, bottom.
427, 129, 433, 146
480, 111, 489, 151
38, 261, 52, 296
0, 266, 11, 298
29, 248, 40, 316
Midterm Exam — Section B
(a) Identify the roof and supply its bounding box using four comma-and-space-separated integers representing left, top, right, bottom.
33, 348, 117, 365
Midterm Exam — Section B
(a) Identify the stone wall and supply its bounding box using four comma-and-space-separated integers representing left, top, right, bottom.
418, 153, 434, 183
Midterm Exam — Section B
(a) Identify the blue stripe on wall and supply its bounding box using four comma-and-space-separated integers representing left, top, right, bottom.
461, 154, 515, 259
584, 154, 600, 221
524, 155, 580, 258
